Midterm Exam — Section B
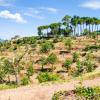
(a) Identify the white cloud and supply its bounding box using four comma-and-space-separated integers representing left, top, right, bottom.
24, 8, 44, 19
0, 10, 27, 23
0, 0, 14, 7
40, 7, 58, 13
47, 7, 58, 13
80, 0, 100, 10
24, 7, 58, 19
24, 12, 44, 19
28, 8, 41, 14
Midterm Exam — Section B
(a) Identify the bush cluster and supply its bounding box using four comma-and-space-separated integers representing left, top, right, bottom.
37, 72, 60, 83
75, 86, 100, 100
40, 41, 54, 53
84, 45, 100, 51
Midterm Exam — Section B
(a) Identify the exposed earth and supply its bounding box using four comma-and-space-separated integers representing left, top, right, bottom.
0, 78, 100, 100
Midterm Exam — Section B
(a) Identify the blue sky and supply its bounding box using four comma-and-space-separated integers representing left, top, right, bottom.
0, 0, 100, 39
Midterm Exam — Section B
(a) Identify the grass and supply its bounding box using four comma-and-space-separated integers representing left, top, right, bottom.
0, 70, 99, 90
37, 72, 60, 83
52, 90, 67, 100
52, 86, 100, 100
40, 71, 100, 86
77, 71, 100, 80
0, 84, 17, 90
75, 86, 100, 99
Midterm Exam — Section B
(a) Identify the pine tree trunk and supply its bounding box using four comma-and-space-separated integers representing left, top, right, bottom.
92, 25, 94, 32
89, 25, 91, 37
74, 27, 76, 36
97, 25, 99, 39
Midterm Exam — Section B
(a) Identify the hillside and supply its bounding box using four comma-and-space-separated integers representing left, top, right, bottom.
0, 35, 100, 100
0, 36, 100, 82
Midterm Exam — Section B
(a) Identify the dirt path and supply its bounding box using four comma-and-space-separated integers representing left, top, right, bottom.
0, 78, 100, 100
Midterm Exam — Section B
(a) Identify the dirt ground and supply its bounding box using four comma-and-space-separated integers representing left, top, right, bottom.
0, 78, 100, 100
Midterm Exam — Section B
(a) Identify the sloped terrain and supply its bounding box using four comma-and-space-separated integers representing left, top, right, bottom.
0, 36, 100, 100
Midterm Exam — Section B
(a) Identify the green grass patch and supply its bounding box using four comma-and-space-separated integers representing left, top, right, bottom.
0, 84, 17, 90
77, 71, 100, 80
37, 72, 60, 83
75, 86, 100, 99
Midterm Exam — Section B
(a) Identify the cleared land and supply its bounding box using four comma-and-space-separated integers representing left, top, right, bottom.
0, 78, 100, 100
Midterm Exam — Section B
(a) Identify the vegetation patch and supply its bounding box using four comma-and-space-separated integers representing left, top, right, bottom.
52, 86, 100, 100
75, 86, 100, 100
21, 76, 30, 86
0, 84, 17, 90
52, 90, 66, 100
84, 45, 100, 51
37, 72, 60, 83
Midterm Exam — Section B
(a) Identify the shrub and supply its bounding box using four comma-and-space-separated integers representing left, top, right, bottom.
37, 72, 59, 83
76, 60, 83, 72
47, 53, 57, 69
40, 41, 54, 53
52, 91, 66, 100
21, 76, 30, 86
14, 37, 37, 45
39, 57, 47, 71
86, 52, 94, 61
0, 84, 17, 90
75, 86, 100, 100
53, 38, 59, 43
0, 66, 6, 83
72, 52, 79, 62
84, 45, 100, 51
31, 44, 36, 48
84, 61, 95, 72
65, 38, 73, 51
73, 60, 83, 77
27, 66, 34, 78
53, 36, 63, 43
63, 59, 72, 70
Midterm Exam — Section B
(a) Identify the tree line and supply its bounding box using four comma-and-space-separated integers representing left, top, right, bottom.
38, 15, 100, 38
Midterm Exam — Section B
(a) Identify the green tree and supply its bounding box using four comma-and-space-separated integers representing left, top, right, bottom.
3, 59, 15, 83
40, 41, 54, 53
63, 59, 72, 70
39, 57, 47, 71
73, 52, 79, 62
0, 63, 6, 83
71, 16, 79, 36
47, 53, 57, 70
27, 66, 34, 78
62, 15, 71, 27
83, 29, 89, 37
65, 38, 73, 51
21, 76, 30, 86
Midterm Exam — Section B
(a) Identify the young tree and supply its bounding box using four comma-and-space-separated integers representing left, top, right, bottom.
72, 52, 79, 62
0, 62, 6, 83
39, 57, 47, 71
65, 38, 73, 51
63, 59, 72, 71
12, 46, 28, 85
27, 66, 34, 78
76, 60, 83, 73
3, 59, 15, 83
47, 53, 57, 70
40, 41, 54, 53
84, 60, 94, 72
73, 60, 83, 77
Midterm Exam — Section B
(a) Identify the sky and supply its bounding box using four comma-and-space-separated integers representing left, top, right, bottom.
0, 0, 100, 39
